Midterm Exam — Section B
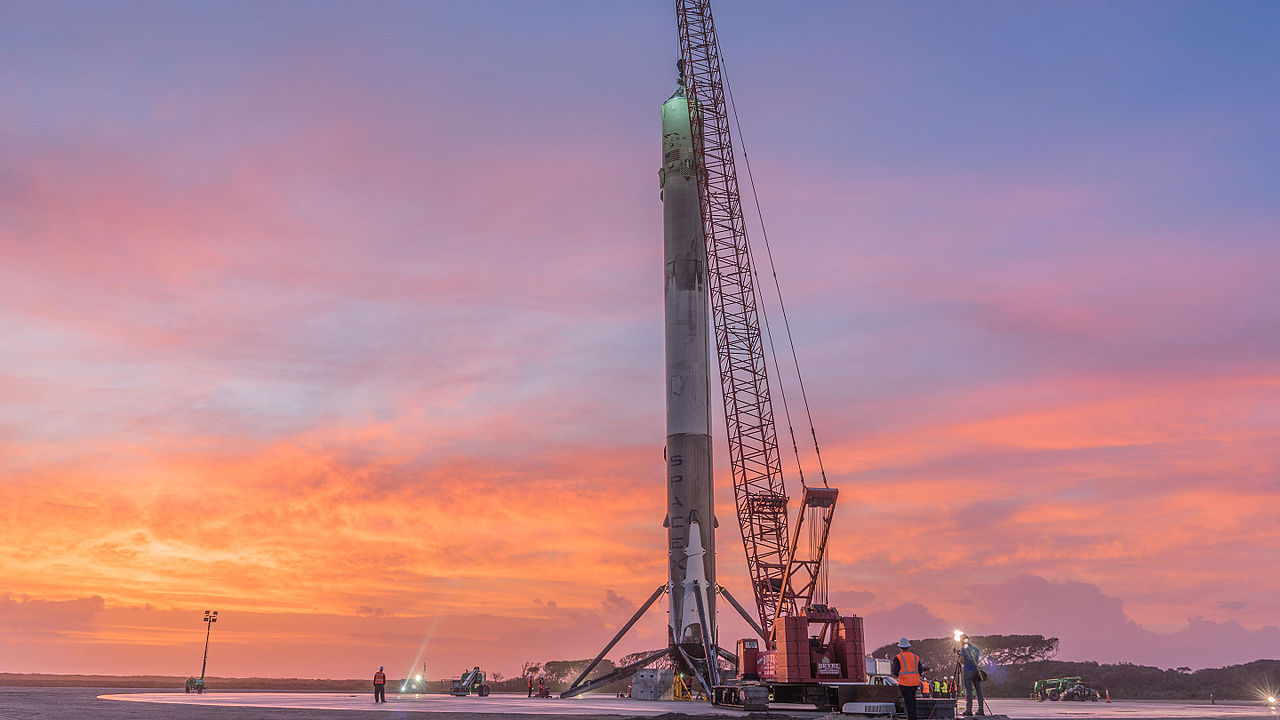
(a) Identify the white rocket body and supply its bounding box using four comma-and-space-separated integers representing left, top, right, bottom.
660, 86, 716, 648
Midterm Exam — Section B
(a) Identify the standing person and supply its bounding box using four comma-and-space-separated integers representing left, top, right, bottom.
892, 638, 929, 720
373, 666, 387, 703
527, 674, 534, 697
959, 634, 985, 716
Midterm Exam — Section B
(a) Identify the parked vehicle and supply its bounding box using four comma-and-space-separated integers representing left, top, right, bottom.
1032, 676, 1100, 701
1032, 677, 1080, 701
450, 666, 490, 697
1061, 683, 1101, 701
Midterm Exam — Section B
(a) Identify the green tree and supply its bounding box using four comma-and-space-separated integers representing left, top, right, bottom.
871, 634, 1059, 676
541, 658, 616, 686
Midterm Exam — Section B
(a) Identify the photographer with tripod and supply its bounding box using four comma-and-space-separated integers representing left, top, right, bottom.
954, 633, 987, 716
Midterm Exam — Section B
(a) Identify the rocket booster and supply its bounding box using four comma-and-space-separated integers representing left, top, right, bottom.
660, 84, 716, 647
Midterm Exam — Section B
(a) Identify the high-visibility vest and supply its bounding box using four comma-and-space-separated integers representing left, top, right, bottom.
895, 651, 921, 687
374, 671, 386, 685
921, 679, 931, 694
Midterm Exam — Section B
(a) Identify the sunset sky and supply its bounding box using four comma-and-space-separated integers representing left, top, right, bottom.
2, 0, 1278, 679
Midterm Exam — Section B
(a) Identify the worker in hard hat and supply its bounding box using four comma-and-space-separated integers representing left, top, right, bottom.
527, 673, 534, 697
958, 634, 986, 716
892, 638, 929, 720
373, 666, 387, 703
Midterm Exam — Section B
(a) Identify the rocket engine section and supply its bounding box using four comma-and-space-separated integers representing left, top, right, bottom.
660, 84, 716, 649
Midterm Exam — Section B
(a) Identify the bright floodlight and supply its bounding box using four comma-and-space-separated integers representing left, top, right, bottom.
954, 629, 964, 640
1268, 696, 1276, 704
416, 674, 423, 682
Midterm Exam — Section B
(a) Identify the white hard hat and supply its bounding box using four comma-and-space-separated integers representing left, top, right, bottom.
898, 637, 911, 648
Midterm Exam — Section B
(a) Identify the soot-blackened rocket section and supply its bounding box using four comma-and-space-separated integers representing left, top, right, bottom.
660, 81, 716, 649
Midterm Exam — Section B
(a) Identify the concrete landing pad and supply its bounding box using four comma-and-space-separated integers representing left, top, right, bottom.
99, 691, 1280, 719
981, 699, 1278, 719
101, 691, 754, 715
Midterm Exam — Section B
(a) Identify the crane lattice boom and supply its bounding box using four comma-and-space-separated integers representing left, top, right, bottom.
676, 0, 794, 635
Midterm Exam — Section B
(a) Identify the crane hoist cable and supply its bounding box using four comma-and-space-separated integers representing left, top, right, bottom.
707, 43, 806, 490
718, 35, 831, 490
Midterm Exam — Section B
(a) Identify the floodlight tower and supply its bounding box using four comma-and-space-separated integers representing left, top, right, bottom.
200, 610, 218, 683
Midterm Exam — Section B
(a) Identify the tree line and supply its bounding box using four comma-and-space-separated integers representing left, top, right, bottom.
869, 634, 1279, 700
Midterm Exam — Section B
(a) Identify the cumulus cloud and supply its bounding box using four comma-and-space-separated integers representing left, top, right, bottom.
603, 589, 632, 614
957, 576, 1280, 668
0, 595, 104, 636
864, 603, 951, 650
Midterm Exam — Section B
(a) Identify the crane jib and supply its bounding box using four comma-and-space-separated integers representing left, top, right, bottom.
675, 0, 837, 638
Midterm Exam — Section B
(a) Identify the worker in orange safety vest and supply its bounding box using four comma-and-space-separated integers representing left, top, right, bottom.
892, 638, 930, 720
373, 666, 387, 703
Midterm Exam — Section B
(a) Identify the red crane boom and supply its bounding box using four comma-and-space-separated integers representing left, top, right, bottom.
676, 0, 837, 636
675, 0, 791, 635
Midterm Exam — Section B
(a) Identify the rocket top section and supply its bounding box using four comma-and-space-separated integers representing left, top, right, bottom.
660, 84, 711, 440
660, 89, 697, 190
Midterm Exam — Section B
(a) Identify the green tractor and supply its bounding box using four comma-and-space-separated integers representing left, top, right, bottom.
1032, 677, 1099, 701
1032, 676, 1079, 701
450, 666, 491, 697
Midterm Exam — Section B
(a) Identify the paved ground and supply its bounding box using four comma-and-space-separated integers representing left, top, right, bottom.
977, 699, 1278, 719
103, 690, 765, 716
3, 687, 1278, 720
0, 688, 791, 720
